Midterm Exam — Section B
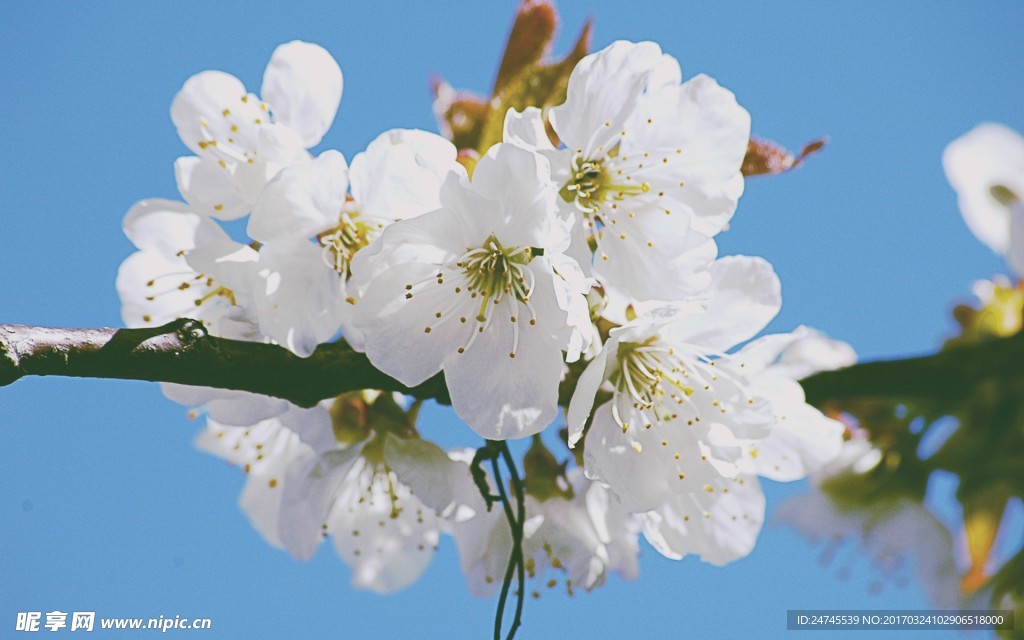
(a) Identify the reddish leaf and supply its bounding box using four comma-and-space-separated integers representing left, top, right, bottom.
742, 136, 827, 177
477, 19, 592, 152
494, 0, 558, 95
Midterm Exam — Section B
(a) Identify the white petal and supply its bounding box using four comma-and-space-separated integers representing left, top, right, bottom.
174, 156, 248, 220
566, 341, 613, 447
584, 479, 641, 581
583, 402, 674, 512
349, 206, 467, 288
123, 198, 229, 256
248, 240, 346, 357
279, 444, 363, 560
444, 268, 567, 440
550, 40, 666, 155
349, 129, 459, 222
664, 255, 781, 352
248, 149, 348, 242
594, 201, 717, 300
232, 124, 311, 205
328, 462, 439, 593
161, 384, 290, 425
261, 41, 342, 148
469, 143, 561, 250
171, 70, 263, 159
355, 261, 470, 387
943, 123, 1024, 255
116, 251, 216, 328
502, 107, 553, 150
746, 375, 843, 481
626, 74, 751, 237
641, 474, 765, 565
383, 434, 478, 521
772, 327, 857, 380
279, 402, 336, 454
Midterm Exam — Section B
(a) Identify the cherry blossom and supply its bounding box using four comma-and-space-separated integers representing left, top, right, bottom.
350, 142, 591, 439
170, 41, 342, 220
944, 123, 1024, 276
506, 40, 750, 300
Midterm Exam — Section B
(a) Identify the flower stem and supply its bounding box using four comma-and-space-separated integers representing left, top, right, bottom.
475, 440, 527, 640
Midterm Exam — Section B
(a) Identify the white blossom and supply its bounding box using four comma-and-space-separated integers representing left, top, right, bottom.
278, 431, 451, 593
506, 40, 750, 300
242, 130, 461, 355
194, 404, 336, 548
441, 455, 640, 597
350, 142, 591, 439
170, 41, 342, 219
730, 328, 849, 482
116, 199, 254, 333
944, 123, 1024, 276
776, 437, 962, 609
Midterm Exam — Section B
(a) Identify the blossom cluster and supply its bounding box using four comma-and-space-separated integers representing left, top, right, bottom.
117, 40, 848, 595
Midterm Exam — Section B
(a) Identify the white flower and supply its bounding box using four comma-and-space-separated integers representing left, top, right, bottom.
566, 256, 783, 563
943, 123, 1024, 276
776, 438, 961, 609
194, 403, 336, 548
506, 40, 750, 300
520, 469, 640, 596
640, 472, 765, 566
568, 255, 781, 452
239, 130, 461, 356
116, 198, 301, 423
729, 328, 850, 482
198, 395, 455, 594
350, 143, 591, 439
635, 329, 851, 566
441, 455, 640, 597
170, 41, 342, 219
116, 198, 255, 333
278, 431, 452, 593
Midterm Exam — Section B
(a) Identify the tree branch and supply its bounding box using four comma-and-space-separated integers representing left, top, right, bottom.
801, 330, 1024, 408
0, 320, 449, 407
4, 320, 1024, 411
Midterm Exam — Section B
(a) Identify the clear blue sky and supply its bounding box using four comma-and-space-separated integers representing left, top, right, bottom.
2, 2, 1022, 638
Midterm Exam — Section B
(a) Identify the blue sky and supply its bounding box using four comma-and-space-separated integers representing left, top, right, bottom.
2, 1, 1022, 638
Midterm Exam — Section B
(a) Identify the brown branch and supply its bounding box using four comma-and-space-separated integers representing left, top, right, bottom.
0, 319, 449, 408
4, 319, 1024, 412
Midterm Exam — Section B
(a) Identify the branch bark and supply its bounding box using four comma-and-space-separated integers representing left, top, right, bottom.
0, 320, 449, 407
3, 319, 1024, 410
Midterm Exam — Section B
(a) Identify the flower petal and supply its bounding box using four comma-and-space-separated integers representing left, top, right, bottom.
550, 40, 666, 155
174, 156, 247, 220
641, 474, 765, 565
261, 41, 343, 148
627, 74, 750, 237
943, 123, 1024, 256
248, 149, 348, 243
349, 129, 459, 222
171, 70, 263, 159
664, 255, 781, 352
444, 268, 567, 439
247, 240, 346, 357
